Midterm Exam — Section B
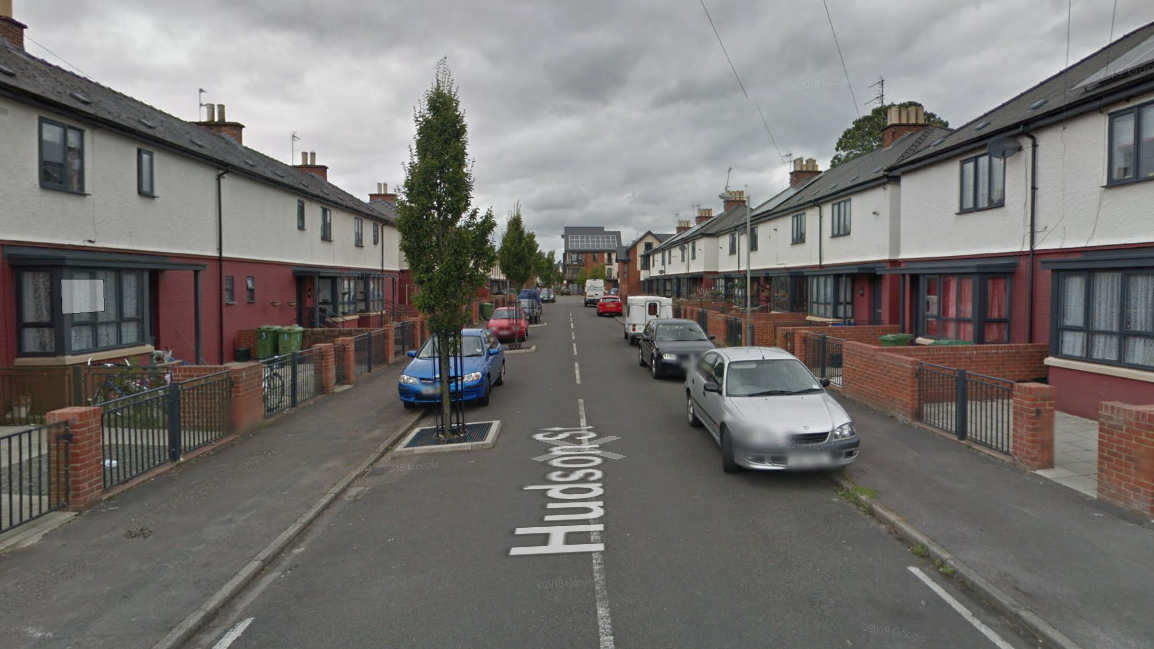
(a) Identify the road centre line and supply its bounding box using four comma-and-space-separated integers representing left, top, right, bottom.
575, 363, 581, 384
580, 399, 616, 649
907, 567, 1014, 649
573, 343, 578, 356
211, 618, 254, 649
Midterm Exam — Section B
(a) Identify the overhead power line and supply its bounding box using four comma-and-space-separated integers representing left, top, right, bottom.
821, 0, 861, 121
25, 35, 94, 80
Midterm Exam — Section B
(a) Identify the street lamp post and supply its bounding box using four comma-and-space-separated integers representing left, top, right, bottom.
745, 193, 753, 345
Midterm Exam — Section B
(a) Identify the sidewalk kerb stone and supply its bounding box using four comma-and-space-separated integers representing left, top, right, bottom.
149, 408, 426, 649
0, 511, 76, 556
505, 345, 537, 354
392, 420, 501, 457
830, 473, 1086, 649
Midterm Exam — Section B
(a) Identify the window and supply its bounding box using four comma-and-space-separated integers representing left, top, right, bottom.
297, 200, 306, 230
772, 276, 807, 313
641, 253, 650, 270
137, 149, 155, 196
644, 242, 653, 252
808, 275, 853, 319
39, 118, 85, 193
354, 218, 364, 247
831, 199, 851, 237
17, 268, 148, 356
246, 276, 256, 303
1108, 103, 1154, 184
607, 252, 613, 265
792, 213, 806, 244
691, 241, 696, 260
959, 153, 1006, 211
593, 253, 599, 262
729, 233, 737, 255
648, 302, 658, 316
750, 226, 758, 251
680, 246, 685, 262
225, 276, 235, 303
373, 222, 380, 245
321, 208, 332, 241
1055, 270, 1154, 369
920, 274, 1011, 343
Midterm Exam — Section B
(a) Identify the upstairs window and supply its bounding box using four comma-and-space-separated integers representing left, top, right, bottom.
297, 200, 306, 230
39, 118, 85, 193
831, 199, 851, 237
680, 246, 685, 262
225, 276, 235, 303
354, 217, 364, 247
691, 241, 696, 259
959, 153, 1005, 211
728, 233, 737, 255
137, 149, 155, 197
1108, 103, 1154, 184
373, 222, 380, 245
792, 213, 806, 244
750, 226, 758, 251
321, 208, 333, 241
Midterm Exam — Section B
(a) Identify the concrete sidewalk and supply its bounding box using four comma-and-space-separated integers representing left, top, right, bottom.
0, 363, 422, 649
839, 398, 1154, 649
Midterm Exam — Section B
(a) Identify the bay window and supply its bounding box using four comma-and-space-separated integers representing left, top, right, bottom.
1055, 271, 1154, 369
808, 275, 853, 319
17, 268, 149, 356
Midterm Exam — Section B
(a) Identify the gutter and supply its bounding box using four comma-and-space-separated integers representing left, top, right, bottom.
217, 167, 230, 364
817, 203, 823, 268
1022, 127, 1039, 344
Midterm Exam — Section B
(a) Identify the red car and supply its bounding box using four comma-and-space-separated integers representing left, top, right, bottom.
488, 306, 529, 342
597, 295, 623, 317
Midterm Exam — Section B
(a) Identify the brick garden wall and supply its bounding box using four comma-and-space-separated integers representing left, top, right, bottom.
881, 344, 1049, 382
787, 325, 901, 361
841, 341, 921, 421
1097, 402, 1154, 517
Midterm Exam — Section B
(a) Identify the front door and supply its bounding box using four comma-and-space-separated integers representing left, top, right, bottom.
870, 275, 883, 325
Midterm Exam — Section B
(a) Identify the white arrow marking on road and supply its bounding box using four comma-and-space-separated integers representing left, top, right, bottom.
212, 618, 254, 649
575, 362, 581, 384
907, 567, 1014, 649
579, 399, 616, 649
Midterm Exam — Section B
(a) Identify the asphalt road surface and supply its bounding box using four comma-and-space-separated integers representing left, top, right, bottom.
187, 295, 1040, 649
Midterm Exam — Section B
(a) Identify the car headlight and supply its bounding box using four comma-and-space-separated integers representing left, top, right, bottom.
662, 353, 678, 361
463, 371, 482, 382
400, 374, 419, 385
832, 422, 856, 439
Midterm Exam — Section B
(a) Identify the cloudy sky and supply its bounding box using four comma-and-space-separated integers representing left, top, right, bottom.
16, 0, 1151, 254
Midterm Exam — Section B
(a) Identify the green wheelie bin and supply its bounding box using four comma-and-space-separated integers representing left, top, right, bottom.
256, 325, 282, 359
278, 325, 305, 354
480, 302, 495, 321
879, 333, 915, 347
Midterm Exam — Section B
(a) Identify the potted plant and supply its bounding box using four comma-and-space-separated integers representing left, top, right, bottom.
270, 300, 281, 307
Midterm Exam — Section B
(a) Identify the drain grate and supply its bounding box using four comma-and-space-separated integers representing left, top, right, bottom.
402, 421, 495, 448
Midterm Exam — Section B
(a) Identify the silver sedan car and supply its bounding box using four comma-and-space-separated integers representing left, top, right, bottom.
685, 347, 860, 473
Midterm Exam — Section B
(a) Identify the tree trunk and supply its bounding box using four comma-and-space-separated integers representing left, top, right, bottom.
437, 335, 452, 435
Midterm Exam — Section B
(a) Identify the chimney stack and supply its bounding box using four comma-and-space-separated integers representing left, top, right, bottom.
193, 101, 245, 145
721, 189, 747, 212
369, 181, 398, 203
676, 219, 692, 234
695, 208, 714, 225
0, 0, 26, 51
789, 158, 822, 187
881, 104, 927, 148
294, 151, 328, 182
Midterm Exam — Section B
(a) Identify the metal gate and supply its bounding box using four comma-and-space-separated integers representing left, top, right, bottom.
726, 317, 743, 347
1, 421, 70, 533
917, 363, 1013, 454
696, 310, 708, 332
802, 333, 844, 387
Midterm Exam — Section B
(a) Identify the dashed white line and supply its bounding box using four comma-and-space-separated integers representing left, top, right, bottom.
573, 342, 578, 356
577, 399, 615, 649
574, 362, 581, 384
572, 332, 576, 340
907, 567, 1014, 649
211, 618, 255, 649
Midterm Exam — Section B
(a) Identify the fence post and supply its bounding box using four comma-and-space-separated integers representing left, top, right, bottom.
45, 406, 103, 511
290, 351, 300, 407
819, 335, 828, 379
385, 325, 396, 365
315, 343, 336, 393
335, 337, 356, 385
167, 384, 182, 462
956, 369, 969, 441
1012, 383, 1055, 469
366, 334, 374, 373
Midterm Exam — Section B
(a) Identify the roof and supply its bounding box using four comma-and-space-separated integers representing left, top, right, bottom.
652, 204, 751, 253
894, 19, 1154, 170
625, 230, 674, 252
749, 184, 805, 219
760, 126, 951, 220
0, 40, 388, 222
616, 246, 630, 262
563, 226, 621, 251
718, 347, 796, 361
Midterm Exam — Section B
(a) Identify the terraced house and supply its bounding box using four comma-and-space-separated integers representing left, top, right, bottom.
0, 7, 407, 368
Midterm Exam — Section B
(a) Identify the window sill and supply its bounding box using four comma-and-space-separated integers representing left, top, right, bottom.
321, 239, 333, 243
14, 344, 156, 367
831, 232, 851, 238
40, 185, 88, 196
791, 240, 806, 245
956, 203, 1005, 215
138, 192, 158, 199
1044, 356, 1154, 383
225, 301, 237, 306
1104, 174, 1154, 188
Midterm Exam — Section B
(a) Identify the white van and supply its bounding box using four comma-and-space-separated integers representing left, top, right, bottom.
584, 279, 605, 307
624, 296, 673, 344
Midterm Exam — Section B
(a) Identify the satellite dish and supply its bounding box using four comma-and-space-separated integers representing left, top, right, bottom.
987, 136, 1022, 159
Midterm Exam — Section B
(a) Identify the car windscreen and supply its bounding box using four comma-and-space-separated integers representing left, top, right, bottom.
492, 308, 520, 319
655, 323, 708, 342
724, 359, 823, 397
416, 335, 486, 359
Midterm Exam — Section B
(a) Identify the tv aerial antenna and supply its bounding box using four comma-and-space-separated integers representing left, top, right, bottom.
867, 77, 885, 108
198, 88, 207, 120
291, 131, 301, 164
724, 167, 733, 192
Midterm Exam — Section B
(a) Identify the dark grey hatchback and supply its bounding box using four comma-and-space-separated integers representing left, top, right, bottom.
638, 318, 716, 379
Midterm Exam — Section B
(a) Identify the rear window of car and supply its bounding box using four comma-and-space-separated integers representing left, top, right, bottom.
601, 296, 619, 302
492, 308, 519, 319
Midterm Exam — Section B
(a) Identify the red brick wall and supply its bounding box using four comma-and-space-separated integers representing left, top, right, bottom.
790, 325, 901, 364
841, 341, 921, 421
1013, 383, 1055, 469
1097, 402, 1154, 517
226, 362, 264, 433
45, 406, 104, 510
1049, 366, 1154, 420
882, 343, 1049, 382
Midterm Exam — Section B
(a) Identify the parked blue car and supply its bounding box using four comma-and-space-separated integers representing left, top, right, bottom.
398, 328, 505, 409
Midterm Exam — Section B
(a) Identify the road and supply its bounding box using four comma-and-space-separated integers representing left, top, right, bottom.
186, 296, 1039, 649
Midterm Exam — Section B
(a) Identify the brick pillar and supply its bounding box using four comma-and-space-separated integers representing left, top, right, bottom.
707, 311, 725, 345
314, 343, 336, 393
225, 362, 264, 433
335, 337, 356, 385
1011, 382, 1055, 469
1098, 402, 1154, 517
385, 325, 396, 365
46, 406, 103, 511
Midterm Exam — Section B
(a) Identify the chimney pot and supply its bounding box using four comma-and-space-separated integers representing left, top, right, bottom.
309, 151, 316, 166
0, 0, 12, 18
0, 0, 26, 51
301, 152, 309, 165
217, 104, 227, 122
205, 103, 216, 122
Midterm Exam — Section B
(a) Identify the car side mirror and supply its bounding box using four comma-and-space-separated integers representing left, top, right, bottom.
489, 348, 500, 356
708, 335, 716, 341
641, 334, 652, 342
820, 377, 831, 388
407, 350, 417, 358
703, 381, 721, 394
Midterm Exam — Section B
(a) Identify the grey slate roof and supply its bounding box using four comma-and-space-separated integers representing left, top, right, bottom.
651, 204, 751, 254
0, 40, 388, 222
894, 19, 1154, 169
616, 246, 630, 262
563, 226, 621, 251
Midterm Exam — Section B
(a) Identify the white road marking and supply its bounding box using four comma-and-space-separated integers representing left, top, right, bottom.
212, 618, 255, 649
578, 399, 616, 649
572, 332, 575, 340
574, 362, 581, 384
573, 342, 578, 356
907, 567, 1014, 649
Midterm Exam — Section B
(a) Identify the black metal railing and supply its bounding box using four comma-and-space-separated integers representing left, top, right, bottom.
178, 372, 233, 453
101, 386, 172, 488
262, 355, 292, 418
916, 363, 1013, 454
333, 342, 348, 385
395, 321, 417, 358
293, 348, 322, 405
353, 333, 371, 376
696, 310, 709, 332
726, 317, 744, 347
370, 330, 388, 368
802, 333, 845, 387
1, 421, 70, 533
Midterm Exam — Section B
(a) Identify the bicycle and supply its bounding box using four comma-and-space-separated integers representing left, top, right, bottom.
88, 355, 174, 404
262, 357, 287, 415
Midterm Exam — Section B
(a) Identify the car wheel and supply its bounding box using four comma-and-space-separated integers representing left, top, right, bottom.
687, 393, 703, 428
494, 362, 505, 386
651, 355, 662, 380
638, 348, 647, 367
721, 427, 740, 473
478, 381, 491, 407
403, 401, 415, 410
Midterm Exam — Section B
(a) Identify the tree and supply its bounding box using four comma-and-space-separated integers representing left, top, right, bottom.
588, 265, 607, 281
396, 58, 497, 430
535, 250, 559, 287
497, 202, 537, 290
829, 102, 949, 168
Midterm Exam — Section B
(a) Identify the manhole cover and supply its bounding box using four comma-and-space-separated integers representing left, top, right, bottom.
393, 421, 501, 457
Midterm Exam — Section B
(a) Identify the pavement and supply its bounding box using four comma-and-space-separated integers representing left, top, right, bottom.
180, 296, 1041, 649
839, 399, 1154, 649
0, 362, 423, 649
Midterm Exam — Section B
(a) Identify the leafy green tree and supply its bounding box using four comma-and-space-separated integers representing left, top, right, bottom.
498, 202, 538, 291
829, 102, 949, 168
588, 265, 607, 281
396, 58, 497, 427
